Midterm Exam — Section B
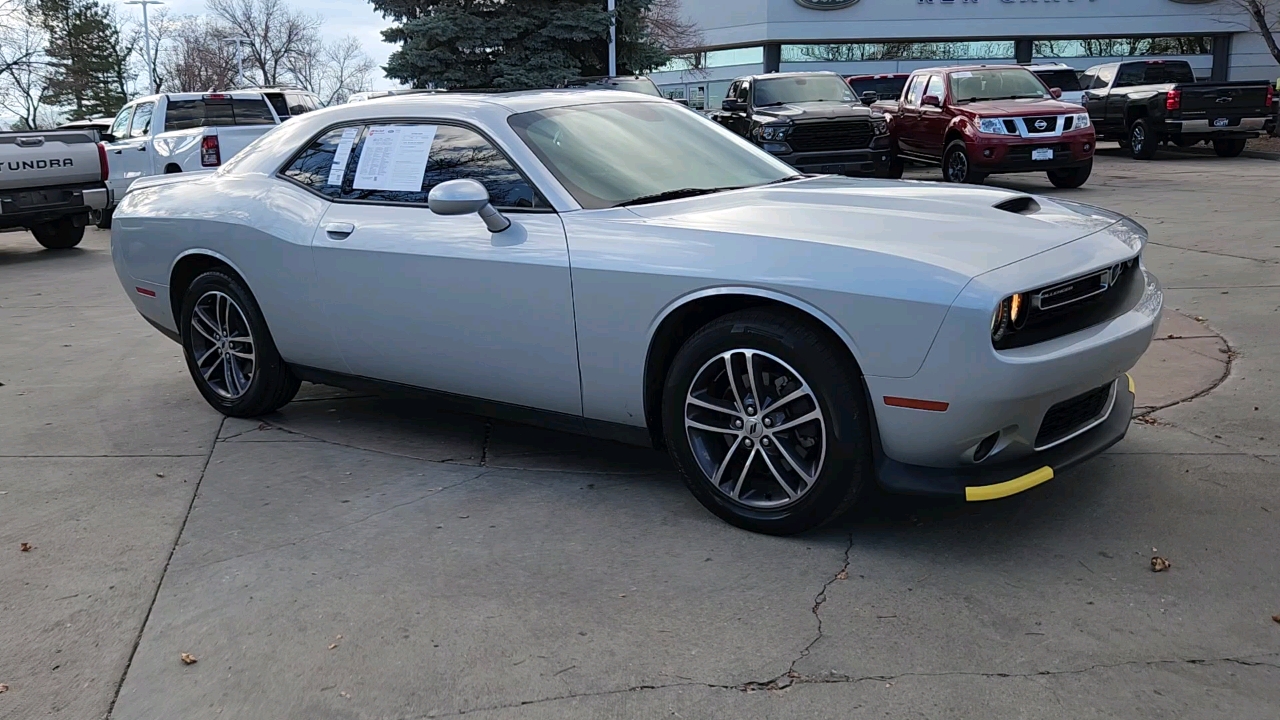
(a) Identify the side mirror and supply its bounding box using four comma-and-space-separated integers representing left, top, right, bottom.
98, 132, 115, 143
922, 94, 941, 108
427, 179, 511, 233
1050, 87, 1063, 99
722, 98, 745, 112
860, 90, 879, 105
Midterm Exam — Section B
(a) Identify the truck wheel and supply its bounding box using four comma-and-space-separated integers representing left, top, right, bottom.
942, 140, 985, 184
1047, 160, 1092, 189
32, 219, 85, 250
875, 155, 904, 179
1129, 119, 1159, 160
95, 208, 114, 230
1213, 139, 1246, 158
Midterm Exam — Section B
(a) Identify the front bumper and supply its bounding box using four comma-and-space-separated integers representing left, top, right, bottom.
769, 137, 893, 177
971, 131, 1095, 174
877, 373, 1135, 500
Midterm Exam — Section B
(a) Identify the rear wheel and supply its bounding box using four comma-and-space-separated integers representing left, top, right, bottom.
942, 140, 985, 184
1129, 119, 1159, 160
31, 218, 85, 249
95, 207, 113, 230
1213, 139, 1246, 158
1047, 160, 1093, 189
662, 309, 873, 535
180, 270, 300, 417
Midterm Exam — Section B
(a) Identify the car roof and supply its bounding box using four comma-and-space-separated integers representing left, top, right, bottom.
310, 88, 668, 117
911, 64, 1028, 75
845, 73, 909, 80
1024, 63, 1075, 71
125, 91, 277, 105
738, 71, 845, 81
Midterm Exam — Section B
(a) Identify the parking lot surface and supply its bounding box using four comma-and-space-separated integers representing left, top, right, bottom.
2, 149, 1278, 719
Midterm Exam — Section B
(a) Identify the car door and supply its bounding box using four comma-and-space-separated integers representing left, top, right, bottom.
1105, 64, 1137, 128
103, 104, 136, 200
895, 75, 928, 157
1084, 65, 1116, 130
309, 121, 583, 416
919, 74, 949, 158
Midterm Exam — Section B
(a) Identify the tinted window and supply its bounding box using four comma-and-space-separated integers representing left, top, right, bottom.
129, 102, 155, 137
280, 126, 353, 199
1033, 70, 1082, 92
1093, 66, 1116, 89
847, 77, 908, 103
341, 124, 545, 209
735, 81, 749, 102
109, 106, 133, 139
924, 75, 946, 101
904, 76, 927, 107
286, 93, 313, 116
264, 93, 289, 118
164, 98, 277, 130
1077, 69, 1097, 91
754, 75, 854, 106
1141, 62, 1196, 84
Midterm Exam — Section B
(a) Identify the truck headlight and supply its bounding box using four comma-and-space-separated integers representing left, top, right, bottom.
1072, 113, 1091, 129
759, 124, 789, 141
977, 118, 1009, 135
872, 118, 888, 134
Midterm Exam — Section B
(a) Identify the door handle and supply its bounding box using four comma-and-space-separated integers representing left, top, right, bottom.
323, 222, 354, 240
111, 149, 123, 154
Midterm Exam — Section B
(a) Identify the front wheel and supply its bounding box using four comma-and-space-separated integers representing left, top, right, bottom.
1047, 160, 1093, 189
662, 309, 873, 535
942, 140, 985, 184
1213, 139, 1246, 158
875, 155, 905, 179
180, 270, 300, 417
31, 218, 85, 249
1129, 119, 1159, 160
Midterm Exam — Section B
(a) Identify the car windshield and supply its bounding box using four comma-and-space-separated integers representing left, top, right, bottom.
508, 101, 797, 209
1033, 69, 1082, 92
950, 69, 1050, 103
847, 77, 908, 102
754, 75, 855, 106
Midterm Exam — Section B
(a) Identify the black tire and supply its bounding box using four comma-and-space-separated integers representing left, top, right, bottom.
1213, 139, 1246, 158
661, 308, 873, 535
942, 140, 985, 184
179, 270, 300, 417
875, 155, 905, 179
1129, 119, 1159, 160
1047, 160, 1093, 189
31, 218, 85, 249
95, 207, 113, 230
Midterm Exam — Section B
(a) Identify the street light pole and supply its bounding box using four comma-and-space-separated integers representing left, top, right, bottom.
124, 0, 164, 94
607, 0, 616, 76
223, 37, 250, 88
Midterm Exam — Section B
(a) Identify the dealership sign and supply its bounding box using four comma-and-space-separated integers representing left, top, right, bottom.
794, 0, 860, 9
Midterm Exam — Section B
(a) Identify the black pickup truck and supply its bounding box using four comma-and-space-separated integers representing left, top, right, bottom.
708, 72, 895, 177
1080, 59, 1274, 160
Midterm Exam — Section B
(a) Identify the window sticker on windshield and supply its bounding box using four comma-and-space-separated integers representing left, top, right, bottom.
327, 127, 359, 186
353, 125, 438, 191
952, 71, 973, 79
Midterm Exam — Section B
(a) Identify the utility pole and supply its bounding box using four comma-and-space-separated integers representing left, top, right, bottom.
125, 0, 164, 94
608, 0, 617, 76
224, 37, 250, 88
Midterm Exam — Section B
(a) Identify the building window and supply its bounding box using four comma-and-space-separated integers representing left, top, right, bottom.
705, 47, 764, 68
781, 41, 1015, 63
1033, 37, 1213, 58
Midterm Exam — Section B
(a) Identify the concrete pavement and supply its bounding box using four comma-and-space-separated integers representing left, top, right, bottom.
1, 151, 1277, 719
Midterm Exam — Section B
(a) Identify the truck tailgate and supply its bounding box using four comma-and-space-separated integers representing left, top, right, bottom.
0, 130, 103, 191
1178, 83, 1271, 119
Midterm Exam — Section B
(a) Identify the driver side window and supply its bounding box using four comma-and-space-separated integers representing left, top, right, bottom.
109, 106, 133, 139
904, 76, 927, 107
924, 75, 945, 102
735, 81, 749, 103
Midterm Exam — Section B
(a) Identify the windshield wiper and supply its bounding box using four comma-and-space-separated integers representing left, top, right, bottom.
766, 174, 807, 185
616, 186, 745, 207
755, 101, 787, 107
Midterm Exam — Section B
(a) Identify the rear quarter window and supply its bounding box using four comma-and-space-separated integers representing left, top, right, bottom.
1035, 70, 1082, 92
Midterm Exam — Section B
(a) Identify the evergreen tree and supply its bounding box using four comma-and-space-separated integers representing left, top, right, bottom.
371, 0, 670, 89
35, 0, 133, 119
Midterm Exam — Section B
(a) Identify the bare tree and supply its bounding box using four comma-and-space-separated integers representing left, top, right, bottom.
158, 15, 239, 92
206, 0, 320, 87
287, 35, 375, 105
0, 3, 55, 128
644, 0, 702, 53
1227, 0, 1280, 67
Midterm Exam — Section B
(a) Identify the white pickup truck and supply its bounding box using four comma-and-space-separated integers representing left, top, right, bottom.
98, 89, 318, 226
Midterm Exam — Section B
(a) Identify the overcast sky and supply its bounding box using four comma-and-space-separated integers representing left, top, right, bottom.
132, 0, 401, 89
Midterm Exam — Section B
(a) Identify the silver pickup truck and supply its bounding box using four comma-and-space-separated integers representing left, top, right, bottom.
0, 129, 108, 249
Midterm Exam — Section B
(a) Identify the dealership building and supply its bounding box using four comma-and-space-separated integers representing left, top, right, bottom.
649, 0, 1278, 109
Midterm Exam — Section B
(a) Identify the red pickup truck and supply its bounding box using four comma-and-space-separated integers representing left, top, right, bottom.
877, 65, 1096, 188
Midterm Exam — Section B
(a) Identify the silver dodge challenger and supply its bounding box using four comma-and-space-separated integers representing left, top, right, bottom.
111, 90, 1162, 534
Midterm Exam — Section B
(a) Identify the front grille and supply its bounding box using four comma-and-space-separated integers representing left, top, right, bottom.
1022, 116, 1059, 134
788, 119, 874, 152
1036, 383, 1113, 448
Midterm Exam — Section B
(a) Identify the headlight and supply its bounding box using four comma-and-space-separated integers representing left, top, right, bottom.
977, 117, 1009, 135
763, 127, 775, 140
991, 293, 1030, 343
1073, 113, 1091, 129
872, 118, 888, 134
759, 124, 788, 141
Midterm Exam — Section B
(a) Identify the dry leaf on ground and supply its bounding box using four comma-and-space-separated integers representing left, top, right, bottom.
180, 653, 197, 665
835, 569, 849, 581
328, 644, 338, 650
1151, 556, 1172, 572
1272, 614, 1280, 624
19, 542, 33, 552
0, 683, 9, 693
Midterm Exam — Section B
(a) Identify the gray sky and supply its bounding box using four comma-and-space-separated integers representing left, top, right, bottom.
127, 0, 400, 89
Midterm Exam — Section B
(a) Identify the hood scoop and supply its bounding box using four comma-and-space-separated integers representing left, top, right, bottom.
993, 195, 1041, 216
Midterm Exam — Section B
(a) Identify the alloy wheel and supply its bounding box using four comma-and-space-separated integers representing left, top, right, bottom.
684, 349, 826, 509
189, 290, 256, 400
946, 150, 968, 182
1131, 125, 1145, 154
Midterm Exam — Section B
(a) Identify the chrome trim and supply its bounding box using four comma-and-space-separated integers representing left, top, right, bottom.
1167, 117, 1267, 132
1009, 114, 1078, 139
1034, 379, 1118, 452
1032, 268, 1112, 311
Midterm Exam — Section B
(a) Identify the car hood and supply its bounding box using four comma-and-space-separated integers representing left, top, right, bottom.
620, 176, 1121, 279
956, 98, 1084, 116
755, 101, 871, 121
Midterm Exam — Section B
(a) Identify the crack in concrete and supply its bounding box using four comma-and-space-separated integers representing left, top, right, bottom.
105, 416, 225, 720
1145, 240, 1277, 265
180, 467, 499, 574
1132, 328, 1233, 420
404, 653, 1280, 717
